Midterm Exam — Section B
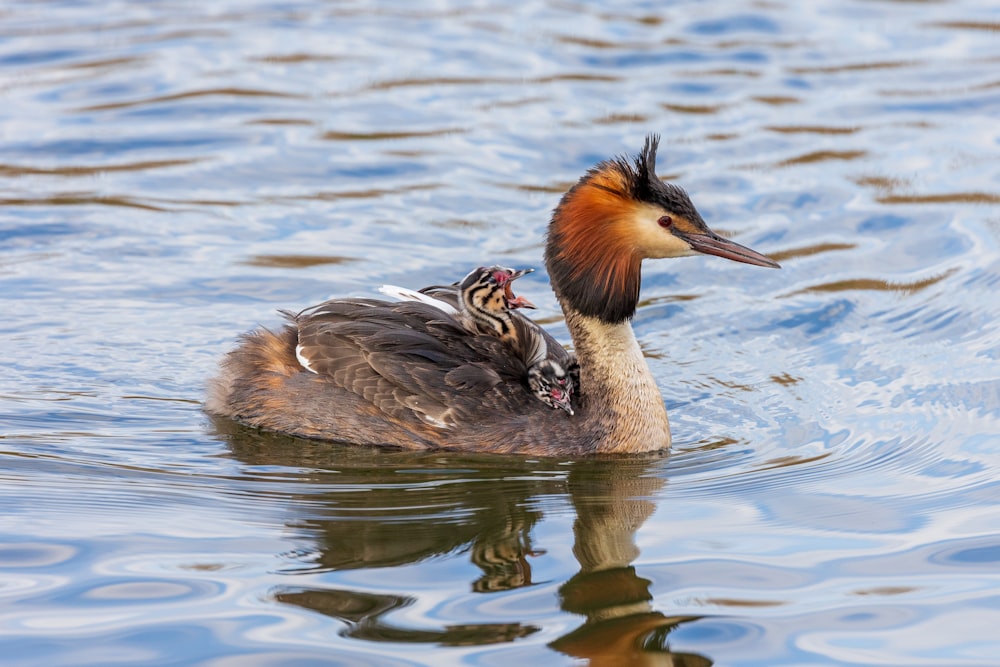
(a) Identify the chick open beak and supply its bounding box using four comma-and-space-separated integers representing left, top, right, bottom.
501, 267, 536, 309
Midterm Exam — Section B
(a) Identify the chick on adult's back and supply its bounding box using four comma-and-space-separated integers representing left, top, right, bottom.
206, 135, 778, 455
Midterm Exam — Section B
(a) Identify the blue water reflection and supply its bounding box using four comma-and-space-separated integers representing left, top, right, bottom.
3, 0, 1000, 665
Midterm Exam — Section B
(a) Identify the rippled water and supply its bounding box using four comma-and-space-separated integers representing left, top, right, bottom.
2, 1, 999, 665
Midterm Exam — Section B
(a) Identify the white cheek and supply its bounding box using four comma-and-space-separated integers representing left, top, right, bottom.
628, 205, 695, 259
645, 231, 696, 259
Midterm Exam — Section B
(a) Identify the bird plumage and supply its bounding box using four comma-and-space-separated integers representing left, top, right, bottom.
454, 265, 579, 415
206, 134, 778, 455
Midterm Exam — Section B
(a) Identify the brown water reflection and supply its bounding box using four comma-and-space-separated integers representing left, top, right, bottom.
0, 158, 198, 177
776, 150, 866, 167
788, 268, 957, 296
3, 0, 999, 663
75, 87, 304, 113
241, 254, 358, 269
219, 421, 710, 665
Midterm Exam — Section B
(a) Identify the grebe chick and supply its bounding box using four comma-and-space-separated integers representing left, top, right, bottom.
387, 266, 580, 415
207, 134, 779, 455
456, 265, 534, 345
527, 358, 576, 415
458, 266, 578, 415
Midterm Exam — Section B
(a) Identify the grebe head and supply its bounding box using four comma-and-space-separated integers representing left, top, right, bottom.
527, 358, 575, 416
545, 134, 779, 323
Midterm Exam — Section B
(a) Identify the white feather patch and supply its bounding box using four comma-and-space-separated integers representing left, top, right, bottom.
378, 284, 458, 315
523, 326, 548, 367
420, 414, 451, 429
295, 344, 318, 374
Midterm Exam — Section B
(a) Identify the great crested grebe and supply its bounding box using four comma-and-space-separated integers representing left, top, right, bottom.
381, 265, 579, 414
206, 135, 779, 455
446, 265, 579, 415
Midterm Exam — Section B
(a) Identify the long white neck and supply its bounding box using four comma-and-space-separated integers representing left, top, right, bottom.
564, 309, 671, 453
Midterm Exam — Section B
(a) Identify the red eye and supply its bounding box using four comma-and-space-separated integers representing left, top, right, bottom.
658, 215, 673, 229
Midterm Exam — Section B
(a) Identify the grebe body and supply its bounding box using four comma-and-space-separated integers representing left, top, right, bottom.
206, 136, 778, 455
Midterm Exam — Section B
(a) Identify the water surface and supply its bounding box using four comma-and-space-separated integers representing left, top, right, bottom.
2, 1, 999, 665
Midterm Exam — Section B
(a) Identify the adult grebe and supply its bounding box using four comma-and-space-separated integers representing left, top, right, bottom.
206, 135, 779, 455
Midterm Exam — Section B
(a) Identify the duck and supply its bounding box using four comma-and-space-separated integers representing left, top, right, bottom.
383, 265, 580, 415
206, 135, 779, 455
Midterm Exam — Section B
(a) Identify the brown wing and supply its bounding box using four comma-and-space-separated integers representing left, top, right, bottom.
292, 298, 534, 428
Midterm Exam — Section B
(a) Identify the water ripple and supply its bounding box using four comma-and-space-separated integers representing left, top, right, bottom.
2, 0, 1000, 665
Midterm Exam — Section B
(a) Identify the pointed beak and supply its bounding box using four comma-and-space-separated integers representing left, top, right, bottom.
554, 396, 574, 416
676, 231, 780, 268
549, 388, 574, 416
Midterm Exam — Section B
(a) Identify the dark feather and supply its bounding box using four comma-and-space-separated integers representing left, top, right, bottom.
290, 297, 548, 429
444, 364, 503, 391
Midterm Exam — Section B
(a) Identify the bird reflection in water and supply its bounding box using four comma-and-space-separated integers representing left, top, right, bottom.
217, 419, 712, 664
